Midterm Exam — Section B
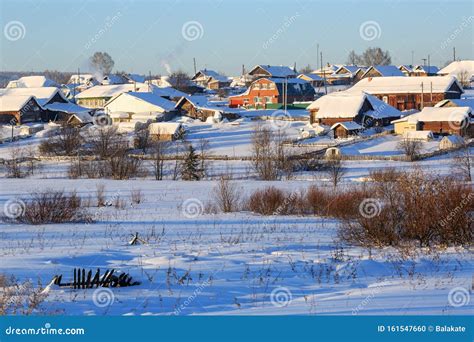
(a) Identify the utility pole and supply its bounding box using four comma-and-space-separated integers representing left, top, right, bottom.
411, 51, 414, 66
193, 57, 197, 75
453, 47, 456, 61
422, 58, 427, 68
321, 51, 327, 95
148, 70, 152, 92
427, 55, 430, 74
316, 44, 319, 70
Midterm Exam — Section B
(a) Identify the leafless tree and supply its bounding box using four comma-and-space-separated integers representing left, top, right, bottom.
452, 143, 472, 181
150, 135, 169, 180
197, 138, 211, 179
325, 157, 345, 188
89, 52, 115, 75
397, 139, 423, 161
89, 126, 126, 159
457, 70, 470, 88
251, 125, 279, 180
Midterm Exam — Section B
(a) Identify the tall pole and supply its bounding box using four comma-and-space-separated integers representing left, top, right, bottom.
321, 51, 327, 95
316, 44, 319, 71
421, 82, 424, 110
193, 58, 197, 75
427, 55, 430, 75
453, 47, 456, 61
411, 51, 414, 66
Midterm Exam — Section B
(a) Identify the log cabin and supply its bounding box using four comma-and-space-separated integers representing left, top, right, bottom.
348, 76, 463, 110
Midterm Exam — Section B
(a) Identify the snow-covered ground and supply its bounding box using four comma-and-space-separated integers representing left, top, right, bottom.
0, 179, 472, 316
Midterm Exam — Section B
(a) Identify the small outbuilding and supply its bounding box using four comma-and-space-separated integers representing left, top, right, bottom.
439, 135, 465, 150
330, 121, 363, 139
148, 122, 184, 141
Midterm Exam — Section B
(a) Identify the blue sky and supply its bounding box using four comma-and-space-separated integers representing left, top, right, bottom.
1, 0, 473, 75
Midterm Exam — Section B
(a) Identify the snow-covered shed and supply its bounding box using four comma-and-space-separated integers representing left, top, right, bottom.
330, 121, 363, 139
439, 135, 465, 150
148, 122, 184, 141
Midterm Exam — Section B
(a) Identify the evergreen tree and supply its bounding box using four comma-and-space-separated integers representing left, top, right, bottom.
181, 145, 201, 181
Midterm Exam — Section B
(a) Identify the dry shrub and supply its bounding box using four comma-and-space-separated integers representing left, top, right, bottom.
131, 189, 143, 205
339, 171, 473, 248
369, 167, 401, 183
0, 275, 47, 315
16, 190, 91, 225
39, 124, 83, 156
245, 186, 291, 215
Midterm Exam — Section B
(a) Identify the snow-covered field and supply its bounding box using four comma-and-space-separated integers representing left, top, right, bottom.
0, 117, 472, 316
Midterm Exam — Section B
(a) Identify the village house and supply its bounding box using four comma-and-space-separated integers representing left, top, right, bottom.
331, 65, 368, 85
75, 83, 155, 108
148, 122, 185, 141
0, 86, 90, 123
410, 65, 440, 77
307, 90, 401, 126
311, 64, 340, 79
435, 98, 474, 112
398, 65, 414, 76
438, 60, 474, 87
439, 135, 465, 150
0, 95, 45, 124
297, 73, 324, 87
104, 92, 177, 121
176, 95, 241, 121
191, 69, 231, 90
391, 106, 472, 136
360, 65, 405, 78
247, 65, 297, 80
330, 121, 363, 139
229, 78, 315, 109
347, 76, 463, 110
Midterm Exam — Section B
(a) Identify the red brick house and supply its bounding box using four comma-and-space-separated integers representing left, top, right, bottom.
229, 78, 315, 108
348, 76, 463, 111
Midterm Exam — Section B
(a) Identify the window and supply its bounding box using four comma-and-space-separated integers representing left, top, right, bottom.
265, 96, 273, 103
253, 83, 261, 90
254, 97, 260, 103
261, 83, 268, 90
269, 83, 276, 89
382, 96, 388, 104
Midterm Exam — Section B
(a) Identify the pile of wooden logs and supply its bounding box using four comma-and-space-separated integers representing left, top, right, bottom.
52, 268, 140, 289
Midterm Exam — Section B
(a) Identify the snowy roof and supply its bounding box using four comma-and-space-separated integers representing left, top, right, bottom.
435, 98, 474, 111
150, 86, 187, 98
363, 65, 405, 77
75, 83, 151, 99
6, 76, 58, 88
399, 65, 414, 72
348, 76, 462, 94
68, 112, 93, 123
106, 92, 176, 112
0, 95, 34, 111
312, 64, 340, 75
413, 65, 439, 74
438, 60, 474, 76
330, 121, 363, 130
149, 122, 182, 135
307, 90, 400, 119
44, 102, 91, 114
192, 69, 229, 82
0, 87, 66, 106
395, 106, 471, 123
124, 74, 146, 83
101, 74, 128, 85
298, 73, 323, 81
335, 65, 366, 76
441, 135, 465, 144
249, 65, 297, 78
68, 74, 98, 85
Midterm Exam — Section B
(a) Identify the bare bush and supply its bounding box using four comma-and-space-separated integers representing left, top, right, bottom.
14, 190, 90, 224
325, 157, 345, 188
452, 144, 472, 181
39, 124, 83, 156
88, 126, 126, 159
0, 275, 47, 315
150, 139, 169, 180
96, 184, 106, 207
251, 126, 279, 180
245, 186, 289, 215
107, 148, 143, 180
213, 176, 242, 212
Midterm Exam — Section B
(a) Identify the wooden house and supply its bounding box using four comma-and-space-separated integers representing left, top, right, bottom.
104, 92, 176, 118
391, 106, 471, 136
398, 65, 414, 77
247, 65, 297, 80
229, 78, 315, 109
330, 121, 363, 139
307, 90, 401, 126
297, 74, 324, 87
6, 75, 58, 88
148, 122, 184, 141
0, 95, 45, 124
191, 69, 231, 90
176, 95, 241, 121
410, 65, 440, 77
360, 65, 405, 78
348, 76, 464, 110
